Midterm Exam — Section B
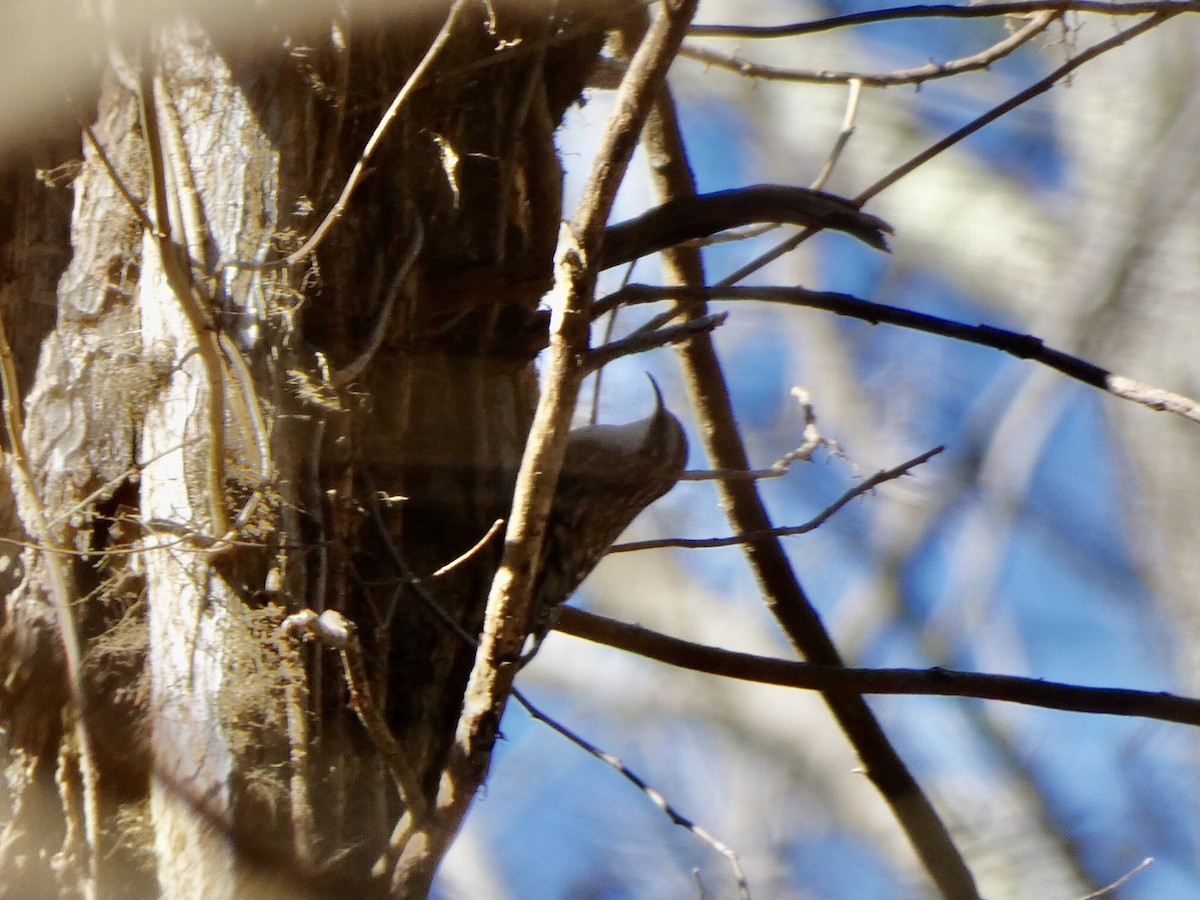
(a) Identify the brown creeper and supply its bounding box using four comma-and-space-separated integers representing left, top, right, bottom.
526, 377, 688, 656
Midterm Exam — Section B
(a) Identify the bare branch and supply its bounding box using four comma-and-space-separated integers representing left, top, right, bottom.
449, 0, 699, 784
681, 11, 1059, 88
613, 284, 1200, 426
554, 609, 1200, 727
1077, 858, 1155, 899
680, 385, 848, 481
810, 79, 863, 191
856, 10, 1178, 204
80, 122, 156, 231
430, 518, 505, 579
429, 5, 702, 890
329, 217, 424, 387
138, 66, 232, 541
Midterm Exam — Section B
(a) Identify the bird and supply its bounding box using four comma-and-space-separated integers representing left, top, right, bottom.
525, 376, 688, 656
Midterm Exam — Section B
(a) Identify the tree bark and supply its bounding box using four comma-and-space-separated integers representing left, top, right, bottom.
0, 3, 606, 897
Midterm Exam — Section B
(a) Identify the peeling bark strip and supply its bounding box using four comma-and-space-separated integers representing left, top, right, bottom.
0, 2, 612, 898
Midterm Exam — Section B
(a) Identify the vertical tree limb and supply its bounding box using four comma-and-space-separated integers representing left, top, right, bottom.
392, 2, 700, 896
0, 311, 99, 899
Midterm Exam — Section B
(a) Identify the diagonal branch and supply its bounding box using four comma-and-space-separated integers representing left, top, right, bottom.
856, 11, 1179, 204
518, 692, 751, 899
584, 312, 727, 373
613, 445, 943, 552
642, 86, 982, 900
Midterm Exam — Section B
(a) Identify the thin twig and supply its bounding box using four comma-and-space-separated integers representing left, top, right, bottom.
138, 67, 232, 542
329, 216, 424, 387
554, 608, 1200, 727
680, 389, 840, 482
81, 122, 155, 231
433, 0, 653, 80
0, 521, 265, 559
589, 260, 639, 425
810, 78, 863, 192
43, 442, 184, 534
364, 476, 479, 647
615, 446, 942, 552
687, 1, 1195, 38
515, 690, 751, 900
681, 11, 1059, 87
279, 632, 315, 869
857, 11, 1177, 204
430, 518, 505, 579
679, 466, 791, 481
1076, 858, 1154, 899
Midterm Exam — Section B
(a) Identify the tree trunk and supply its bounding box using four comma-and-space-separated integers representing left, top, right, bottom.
0, 4, 605, 897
